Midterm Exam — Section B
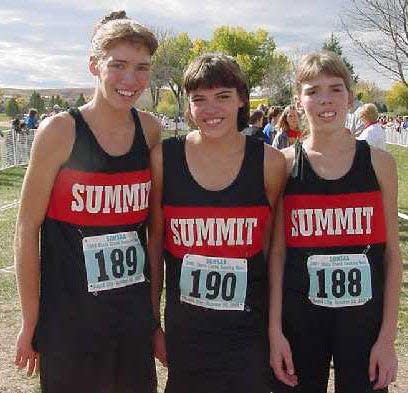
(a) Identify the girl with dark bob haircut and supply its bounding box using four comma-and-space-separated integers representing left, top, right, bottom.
149, 52, 286, 393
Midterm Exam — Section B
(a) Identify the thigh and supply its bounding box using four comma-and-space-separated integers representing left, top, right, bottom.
333, 301, 387, 393
116, 335, 157, 393
280, 291, 332, 393
40, 351, 115, 393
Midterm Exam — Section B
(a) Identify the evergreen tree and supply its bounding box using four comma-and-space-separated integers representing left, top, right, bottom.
28, 91, 45, 114
322, 33, 358, 82
5, 98, 20, 117
75, 93, 86, 107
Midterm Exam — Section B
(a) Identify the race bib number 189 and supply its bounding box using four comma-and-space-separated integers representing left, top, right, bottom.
307, 254, 372, 308
180, 254, 247, 311
82, 231, 145, 293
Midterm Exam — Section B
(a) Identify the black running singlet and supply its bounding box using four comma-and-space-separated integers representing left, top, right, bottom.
35, 108, 155, 352
283, 140, 386, 305
162, 136, 272, 393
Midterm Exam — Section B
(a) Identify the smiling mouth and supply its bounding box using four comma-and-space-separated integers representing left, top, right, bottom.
116, 89, 136, 97
203, 118, 223, 125
318, 111, 336, 118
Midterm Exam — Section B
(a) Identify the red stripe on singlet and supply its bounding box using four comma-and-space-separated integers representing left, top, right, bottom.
284, 191, 386, 247
164, 205, 271, 258
46, 168, 150, 226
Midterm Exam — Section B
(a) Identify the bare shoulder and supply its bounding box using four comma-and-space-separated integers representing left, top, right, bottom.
370, 147, 397, 184
138, 110, 161, 149
264, 144, 285, 171
281, 145, 296, 177
32, 112, 75, 164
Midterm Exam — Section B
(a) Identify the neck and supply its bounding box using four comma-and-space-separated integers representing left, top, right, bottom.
306, 126, 354, 152
198, 129, 244, 153
85, 93, 133, 128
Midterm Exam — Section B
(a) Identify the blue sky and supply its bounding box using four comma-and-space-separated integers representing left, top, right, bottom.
0, 0, 394, 90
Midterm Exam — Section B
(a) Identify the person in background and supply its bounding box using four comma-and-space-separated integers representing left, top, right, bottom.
272, 105, 301, 150
25, 109, 38, 130
345, 92, 364, 135
242, 109, 265, 140
357, 103, 386, 151
14, 10, 160, 393
263, 106, 282, 145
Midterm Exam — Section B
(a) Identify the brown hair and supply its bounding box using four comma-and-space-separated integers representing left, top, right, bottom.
91, 10, 158, 59
183, 53, 249, 131
295, 51, 353, 95
276, 105, 298, 133
267, 106, 281, 122
249, 110, 264, 125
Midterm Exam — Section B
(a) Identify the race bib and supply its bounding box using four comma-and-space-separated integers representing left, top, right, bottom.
307, 254, 372, 308
179, 254, 247, 311
82, 231, 145, 292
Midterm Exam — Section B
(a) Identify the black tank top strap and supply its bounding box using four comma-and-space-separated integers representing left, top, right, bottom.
354, 139, 380, 189
291, 141, 305, 180
130, 108, 149, 156
162, 136, 186, 203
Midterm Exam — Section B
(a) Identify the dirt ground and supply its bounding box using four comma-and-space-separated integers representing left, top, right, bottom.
1, 292, 407, 393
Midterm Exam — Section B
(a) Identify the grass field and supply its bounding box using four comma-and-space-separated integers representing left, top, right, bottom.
0, 142, 407, 392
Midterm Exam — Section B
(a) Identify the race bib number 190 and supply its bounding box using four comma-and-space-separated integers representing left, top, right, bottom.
180, 254, 247, 311
307, 254, 372, 308
82, 231, 145, 292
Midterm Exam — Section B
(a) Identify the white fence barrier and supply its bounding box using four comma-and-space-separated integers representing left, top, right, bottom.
0, 129, 35, 170
385, 126, 408, 147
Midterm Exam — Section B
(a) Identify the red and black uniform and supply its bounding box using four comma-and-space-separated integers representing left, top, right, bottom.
162, 136, 272, 393
36, 108, 156, 393
276, 140, 387, 393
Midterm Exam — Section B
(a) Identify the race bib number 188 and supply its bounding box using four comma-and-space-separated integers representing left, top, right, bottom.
82, 231, 145, 292
307, 254, 372, 308
180, 254, 247, 311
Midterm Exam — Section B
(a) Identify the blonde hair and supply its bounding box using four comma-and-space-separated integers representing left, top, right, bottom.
91, 10, 158, 59
359, 103, 378, 123
295, 51, 352, 94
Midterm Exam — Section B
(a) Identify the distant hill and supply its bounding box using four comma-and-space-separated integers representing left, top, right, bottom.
2, 87, 94, 101
1, 88, 153, 109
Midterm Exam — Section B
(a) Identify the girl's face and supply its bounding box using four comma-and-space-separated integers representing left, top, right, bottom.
286, 109, 299, 129
297, 73, 352, 133
90, 41, 151, 111
188, 87, 244, 139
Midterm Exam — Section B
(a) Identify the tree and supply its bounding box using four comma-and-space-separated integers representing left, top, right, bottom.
262, 51, 293, 106
209, 26, 276, 89
28, 91, 45, 114
322, 33, 358, 82
355, 80, 384, 104
386, 82, 408, 112
5, 98, 20, 117
156, 90, 178, 117
150, 28, 173, 111
341, 0, 408, 87
153, 33, 193, 119
75, 93, 87, 107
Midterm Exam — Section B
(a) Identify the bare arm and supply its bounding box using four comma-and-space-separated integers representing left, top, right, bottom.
369, 149, 403, 389
148, 143, 167, 365
267, 146, 298, 387
14, 114, 74, 375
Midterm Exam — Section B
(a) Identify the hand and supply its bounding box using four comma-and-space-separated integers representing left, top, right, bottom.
15, 327, 39, 376
153, 327, 167, 367
270, 330, 298, 387
369, 337, 398, 390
